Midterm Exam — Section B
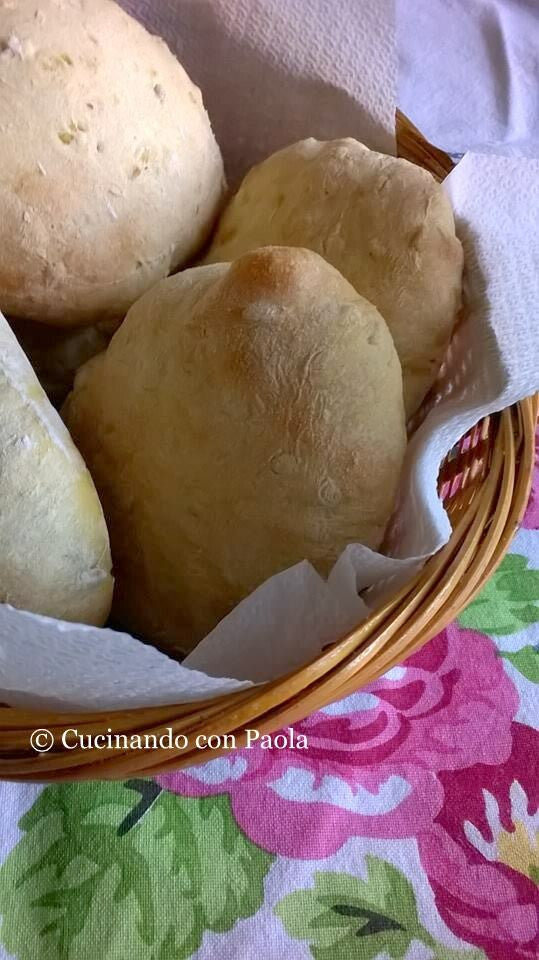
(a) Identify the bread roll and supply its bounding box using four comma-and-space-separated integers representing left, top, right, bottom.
205, 138, 463, 416
0, 312, 113, 625
9, 316, 120, 407
64, 246, 406, 653
0, 0, 225, 326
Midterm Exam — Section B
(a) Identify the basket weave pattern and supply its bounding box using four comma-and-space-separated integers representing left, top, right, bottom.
0, 113, 536, 781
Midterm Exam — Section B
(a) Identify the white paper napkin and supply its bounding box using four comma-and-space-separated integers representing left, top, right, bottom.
397, 0, 539, 158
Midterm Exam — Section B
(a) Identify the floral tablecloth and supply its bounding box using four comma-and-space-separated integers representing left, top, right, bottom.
0, 434, 537, 960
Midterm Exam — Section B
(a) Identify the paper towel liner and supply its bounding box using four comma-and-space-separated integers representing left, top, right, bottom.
119, 0, 397, 184
0, 1, 538, 710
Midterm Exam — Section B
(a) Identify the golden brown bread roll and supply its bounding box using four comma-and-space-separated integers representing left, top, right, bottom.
205, 138, 463, 417
9, 316, 120, 407
0, 0, 225, 326
64, 246, 406, 653
0, 312, 113, 625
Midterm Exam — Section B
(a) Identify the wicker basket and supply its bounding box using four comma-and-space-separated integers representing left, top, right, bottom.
0, 113, 536, 782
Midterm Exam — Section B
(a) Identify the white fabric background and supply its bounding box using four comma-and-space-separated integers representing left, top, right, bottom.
398, 0, 539, 156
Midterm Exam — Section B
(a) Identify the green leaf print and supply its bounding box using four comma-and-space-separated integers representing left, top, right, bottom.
501, 645, 539, 683
0, 781, 274, 960
275, 859, 485, 960
458, 553, 539, 635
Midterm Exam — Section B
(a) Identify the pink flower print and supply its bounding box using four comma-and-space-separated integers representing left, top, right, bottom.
522, 429, 539, 530
159, 624, 518, 859
418, 722, 539, 960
